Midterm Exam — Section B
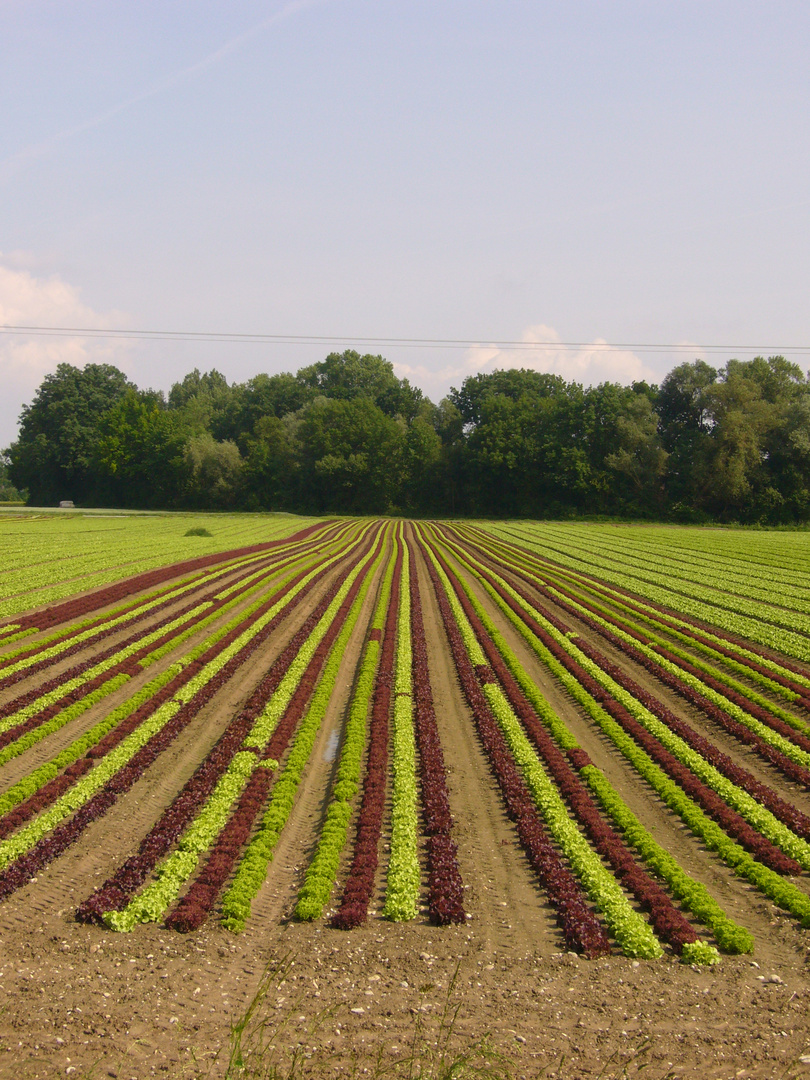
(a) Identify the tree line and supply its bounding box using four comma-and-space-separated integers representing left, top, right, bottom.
4, 350, 810, 523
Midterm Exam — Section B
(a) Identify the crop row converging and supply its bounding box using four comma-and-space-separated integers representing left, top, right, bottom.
1, 518, 809, 965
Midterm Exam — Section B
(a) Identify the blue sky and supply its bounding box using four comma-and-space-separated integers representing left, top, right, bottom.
1, 0, 809, 447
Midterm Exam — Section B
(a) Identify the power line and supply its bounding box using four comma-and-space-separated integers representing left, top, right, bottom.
0, 324, 807, 356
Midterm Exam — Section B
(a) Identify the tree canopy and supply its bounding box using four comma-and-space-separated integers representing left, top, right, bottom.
6, 351, 810, 522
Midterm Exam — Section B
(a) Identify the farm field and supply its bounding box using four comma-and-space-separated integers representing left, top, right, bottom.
0, 509, 322, 620
0, 515, 809, 1078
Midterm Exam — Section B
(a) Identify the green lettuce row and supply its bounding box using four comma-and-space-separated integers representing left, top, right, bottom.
103, 751, 259, 932
482, 681, 662, 958
0, 518, 350, 674
0, 515, 315, 620
0, 601, 214, 735
551, 578, 808, 704
580, 768, 751, 955
494, 523, 810, 626
383, 534, 421, 922
474, 571, 810, 871
0, 544, 285, 676
222, 534, 388, 932
546, 585, 810, 771
453, 540, 810, 928
481, 523, 810, 662
486, 527, 810, 693
0, 665, 183, 819
81, 525, 380, 932
0, 539, 330, 751
469, 527, 810, 702
433, 531, 745, 955
511, 524, 810, 617
0, 672, 133, 771
0, 539, 350, 870
421, 532, 663, 959
444, 529, 810, 864
295, 531, 398, 921
0, 544, 340, 774
527, 566, 810, 724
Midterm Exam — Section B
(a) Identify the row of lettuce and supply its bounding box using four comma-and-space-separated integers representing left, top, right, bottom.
419, 522, 810, 956
485, 522, 810, 662
0, 515, 312, 621
0, 519, 467, 939
1, 517, 809, 964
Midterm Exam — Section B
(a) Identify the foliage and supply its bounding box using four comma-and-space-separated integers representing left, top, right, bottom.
7, 351, 810, 519
7, 362, 134, 505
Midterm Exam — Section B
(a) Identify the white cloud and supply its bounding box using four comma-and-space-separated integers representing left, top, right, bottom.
469, 324, 659, 385
391, 323, 660, 399
0, 260, 130, 447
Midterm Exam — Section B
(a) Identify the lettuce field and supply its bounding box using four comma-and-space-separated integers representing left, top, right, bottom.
2, 512, 810, 1076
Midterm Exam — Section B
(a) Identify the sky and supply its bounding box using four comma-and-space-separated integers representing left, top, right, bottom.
1, 0, 809, 448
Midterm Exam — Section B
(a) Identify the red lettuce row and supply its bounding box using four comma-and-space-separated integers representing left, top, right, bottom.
412, 532, 611, 958
0, 540, 354, 847
514, 566, 810, 793
405, 534, 465, 926
426, 533, 698, 953
0, 518, 336, 638
165, 526, 386, 932
0, 535, 329, 752
75, 527, 381, 925
0, 544, 299, 692
594, 587, 810, 700
653, 642, 810, 748
458, 553, 801, 877
331, 545, 404, 930
443, 532, 810, 841
463, 524, 810, 679
0, 532, 369, 904
533, 566, 810, 754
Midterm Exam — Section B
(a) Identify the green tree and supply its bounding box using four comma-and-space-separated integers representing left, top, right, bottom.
297, 397, 405, 513
296, 350, 423, 419
450, 371, 591, 516
401, 416, 443, 514
7, 363, 134, 505
449, 369, 567, 429
701, 357, 810, 522
214, 373, 315, 445
183, 433, 244, 509
603, 391, 668, 514
657, 360, 718, 516
94, 390, 188, 508
167, 368, 236, 439
240, 414, 300, 510
0, 453, 25, 502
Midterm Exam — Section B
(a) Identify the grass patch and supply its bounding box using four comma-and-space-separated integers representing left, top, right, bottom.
218, 956, 513, 1080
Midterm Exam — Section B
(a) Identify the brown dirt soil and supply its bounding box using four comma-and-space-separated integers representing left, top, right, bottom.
1, 532, 810, 1079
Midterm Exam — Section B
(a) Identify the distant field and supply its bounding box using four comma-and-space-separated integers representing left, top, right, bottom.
0, 509, 320, 618
482, 520, 810, 661
1, 516, 809, 1078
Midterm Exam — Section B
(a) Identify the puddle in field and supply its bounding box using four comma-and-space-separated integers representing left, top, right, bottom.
323, 728, 340, 763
